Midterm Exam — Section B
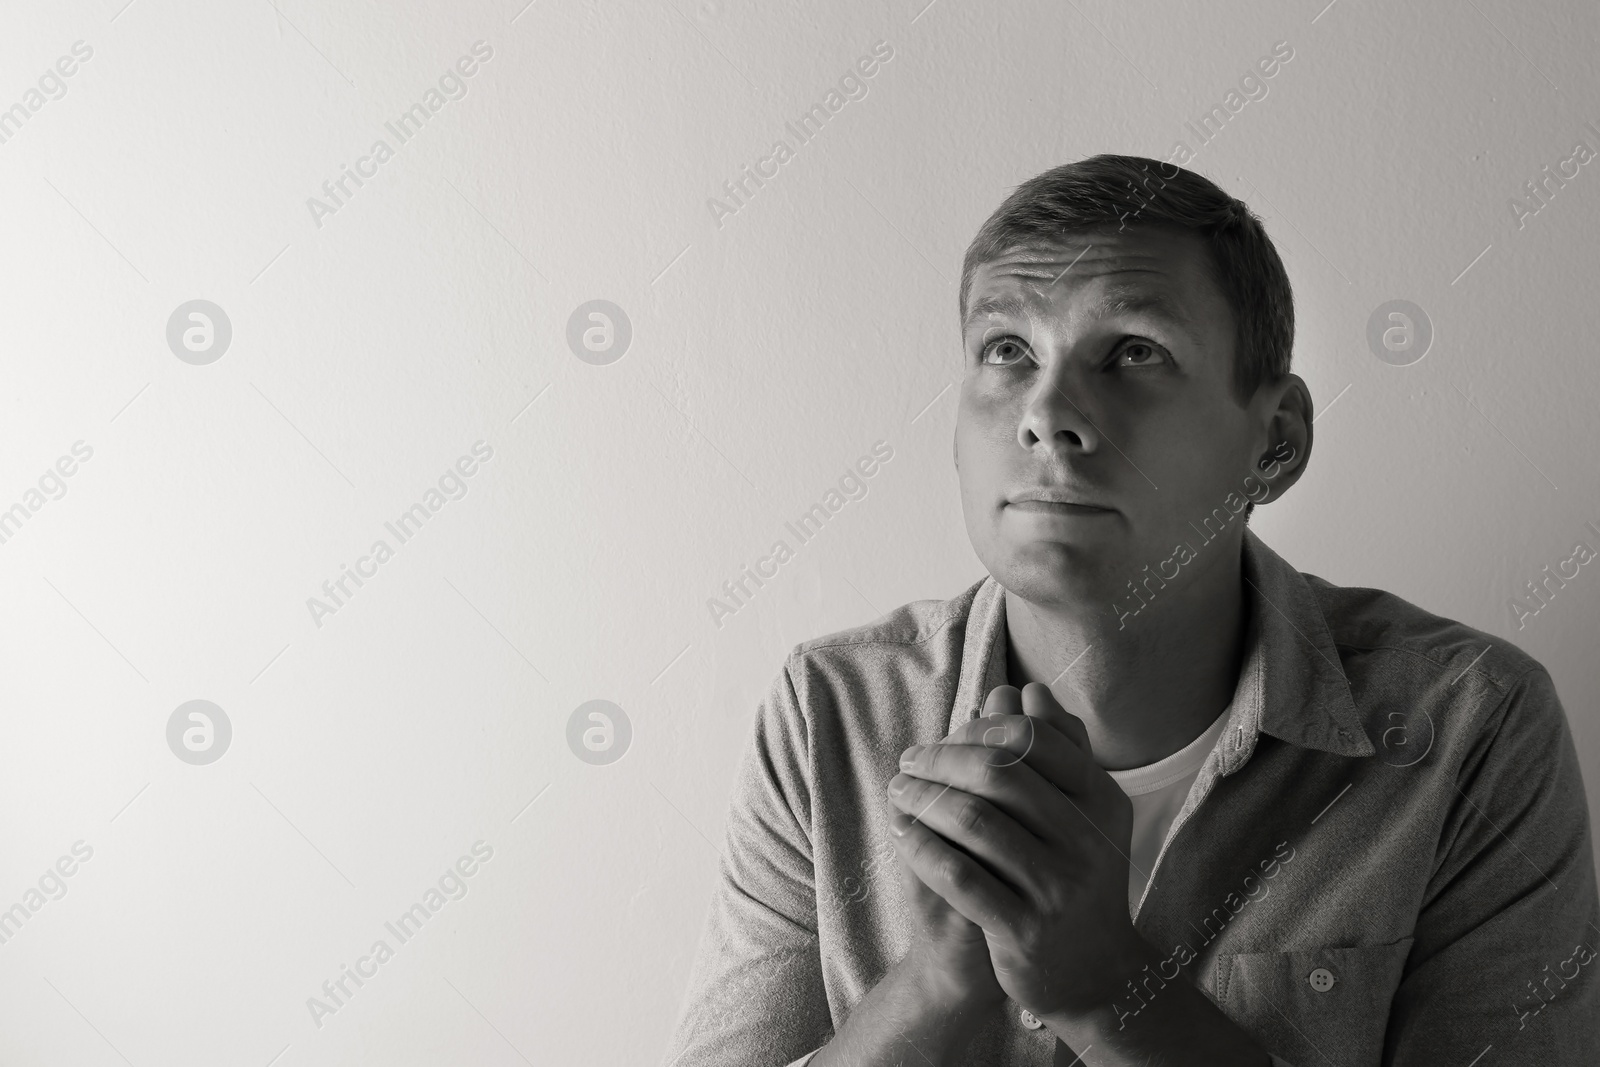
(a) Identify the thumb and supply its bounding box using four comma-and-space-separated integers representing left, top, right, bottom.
1018, 681, 1093, 755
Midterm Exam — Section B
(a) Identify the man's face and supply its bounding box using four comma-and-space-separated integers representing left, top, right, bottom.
954, 226, 1266, 611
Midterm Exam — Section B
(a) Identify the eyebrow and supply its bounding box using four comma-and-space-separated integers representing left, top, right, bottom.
963, 289, 1203, 345
963, 294, 1032, 327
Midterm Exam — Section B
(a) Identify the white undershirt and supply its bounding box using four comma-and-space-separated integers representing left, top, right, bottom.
1105, 704, 1233, 917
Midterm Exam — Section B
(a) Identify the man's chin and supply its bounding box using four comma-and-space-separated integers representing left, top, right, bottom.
982, 540, 1128, 610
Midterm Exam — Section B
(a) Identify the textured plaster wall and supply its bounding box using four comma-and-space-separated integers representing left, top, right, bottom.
0, 0, 1596, 1063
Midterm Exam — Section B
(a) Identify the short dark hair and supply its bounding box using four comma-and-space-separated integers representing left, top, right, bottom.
959, 154, 1294, 406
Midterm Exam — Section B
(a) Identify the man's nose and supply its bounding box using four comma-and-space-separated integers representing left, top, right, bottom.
1016, 360, 1101, 455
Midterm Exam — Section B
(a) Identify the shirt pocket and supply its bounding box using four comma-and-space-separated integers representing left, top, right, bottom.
1217, 937, 1414, 1067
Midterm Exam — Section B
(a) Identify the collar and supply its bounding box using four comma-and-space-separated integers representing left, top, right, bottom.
950, 527, 1373, 767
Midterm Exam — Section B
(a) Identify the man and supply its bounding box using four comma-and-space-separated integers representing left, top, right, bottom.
664, 155, 1600, 1065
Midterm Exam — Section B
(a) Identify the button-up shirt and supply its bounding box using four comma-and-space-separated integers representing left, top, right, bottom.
663, 529, 1600, 1065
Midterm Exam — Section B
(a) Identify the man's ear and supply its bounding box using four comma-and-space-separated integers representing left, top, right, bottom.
1251, 373, 1313, 505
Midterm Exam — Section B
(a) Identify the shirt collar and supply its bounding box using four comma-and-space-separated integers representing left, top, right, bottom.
951, 527, 1374, 766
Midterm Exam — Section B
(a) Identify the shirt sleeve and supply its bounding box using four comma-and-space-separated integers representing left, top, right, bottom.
662, 656, 835, 1067
1383, 666, 1600, 1065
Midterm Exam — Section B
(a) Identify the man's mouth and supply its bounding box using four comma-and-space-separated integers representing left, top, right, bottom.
1007, 487, 1114, 512
1006, 499, 1114, 515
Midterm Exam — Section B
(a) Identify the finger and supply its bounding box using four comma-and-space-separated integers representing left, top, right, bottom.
1019, 681, 1092, 754
956, 684, 1027, 762
980, 684, 1022, 721
898, 736, 1075, 841
1015, 687, 1118, 814
887, 811, 961, 908
889, 806, 1021, 933
959, 709, 1041, 772
959, 682, 1091, 764
934, 714, 1103, 801
950, 681, 1098, 790
983, 684, 1052, 771
908, 723, 1120, 844
887, 775, 1048, 899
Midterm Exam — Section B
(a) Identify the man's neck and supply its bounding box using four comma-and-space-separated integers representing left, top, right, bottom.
1002, 536, 1249, 771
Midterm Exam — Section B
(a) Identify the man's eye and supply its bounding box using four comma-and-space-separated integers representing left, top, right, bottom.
980, 337, 1030, 365
1117, 341, 1167, 367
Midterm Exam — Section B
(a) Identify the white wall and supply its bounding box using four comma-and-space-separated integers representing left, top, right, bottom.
1, 0, 1596, 1062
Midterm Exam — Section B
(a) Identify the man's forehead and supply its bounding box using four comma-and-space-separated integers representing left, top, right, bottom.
963, 236, 1214, 330
978, 238, 1179, 278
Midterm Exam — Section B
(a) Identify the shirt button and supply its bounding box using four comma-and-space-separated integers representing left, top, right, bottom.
1019, 1008, 1043, 1029
1308, 967, 1336, 992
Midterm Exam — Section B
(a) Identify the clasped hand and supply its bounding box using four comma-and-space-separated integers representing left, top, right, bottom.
886, 682, 1145, 1023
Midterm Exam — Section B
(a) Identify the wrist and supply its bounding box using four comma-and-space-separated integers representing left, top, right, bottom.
1038, 933, 1160, 1036
1038, 941, 1274, 1064
900, 945, 1006, 1014
1038, 996, 1127, 1048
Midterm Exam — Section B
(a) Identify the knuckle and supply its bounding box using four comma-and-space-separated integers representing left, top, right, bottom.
936, 853, 971, 891
978, 752, 1006, 785
953, 797, 987, 835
